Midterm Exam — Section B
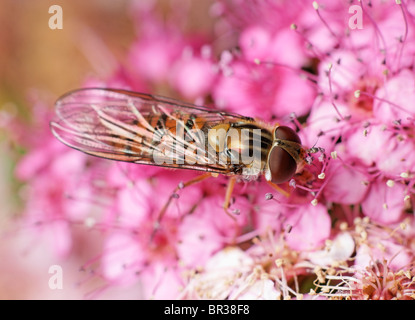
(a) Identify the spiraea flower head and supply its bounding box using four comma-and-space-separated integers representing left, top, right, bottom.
8, 0, 415, 299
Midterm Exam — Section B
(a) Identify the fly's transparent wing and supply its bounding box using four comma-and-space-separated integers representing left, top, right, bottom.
50, 88, 253, 174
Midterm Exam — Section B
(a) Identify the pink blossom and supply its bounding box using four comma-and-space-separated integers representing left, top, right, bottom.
112, 181, 154, 227
317, 50, 366, 98
213, 60, 315, 120
8, 0, 415, 300
176, 213, 224, 268
355, 241, 412, 273
361, 178, 406, 224
373, 69, 415, 126
100, 208, 181, 291
15, 116, 97, 257
239, 26, 307, 68
303, 98, 350, 150
140, 262, 184, 299
323, 161, 369, 205
128, 17, 186, 83
285, 203, 331, 251
345, 124, 390, 167
376, 131, 415, 177
101, 232, 147, 285
169, 49, 218, 99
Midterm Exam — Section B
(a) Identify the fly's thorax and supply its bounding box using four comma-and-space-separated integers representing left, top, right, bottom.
208, 122, 273, 175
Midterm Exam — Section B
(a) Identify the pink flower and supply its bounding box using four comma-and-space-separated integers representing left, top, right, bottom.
285, 203, 331, 251
345, 122, 415, 178
140, 262, 184, 299
355, 241, 412, 273
376, 132, 415, 177
317, 50, 366, 98
303, 97, 350, 150
239, 26, 307, 68
101, 232, 147, 285
128, 18, 186, 83
323, 161, 369, 205
9, 0, 415, 300
15, 105, 99, 258
345, 124, 390, 168
374, 69, 415, 126
213, 60, 315, 120
361, 178, 406, 224
170, 47, 218, 99
176, 213, 224, 268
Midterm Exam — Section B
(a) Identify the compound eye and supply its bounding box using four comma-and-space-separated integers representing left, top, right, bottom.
268, 126, 301, 184
274, 126, 301, 144
268, 146, 297, 184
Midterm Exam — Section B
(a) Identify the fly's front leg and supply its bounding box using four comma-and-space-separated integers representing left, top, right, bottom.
153, 173, 238, 243
266, 181, 290, 198
156, 172, 213, 224
223, 176, 238, 221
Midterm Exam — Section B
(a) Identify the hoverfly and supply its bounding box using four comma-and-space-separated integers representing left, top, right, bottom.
50, 88, 306, 218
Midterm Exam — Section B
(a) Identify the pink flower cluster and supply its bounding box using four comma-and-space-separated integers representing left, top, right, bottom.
14, 0, 415, 299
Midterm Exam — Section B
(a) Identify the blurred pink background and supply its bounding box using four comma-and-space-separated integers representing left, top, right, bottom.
0, 0, 211, 299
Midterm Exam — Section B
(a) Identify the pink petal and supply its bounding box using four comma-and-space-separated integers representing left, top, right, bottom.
102, 233, 145, 285
361, 179, 406, 224
323, 161, 369, 205
240, 26, 272, 62
285, 203, 331, 251
374, 69, 415, 126
171, 56, 217, 99
177, 214, 223, 268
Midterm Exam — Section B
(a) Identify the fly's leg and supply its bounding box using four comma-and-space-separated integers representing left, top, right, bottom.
222, 176, 244, 244
266, 181, 290, 198
151, 172, 214, 242
223, 176, 238, 221
152, 174, 239, 243
155, 172, 213, 225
